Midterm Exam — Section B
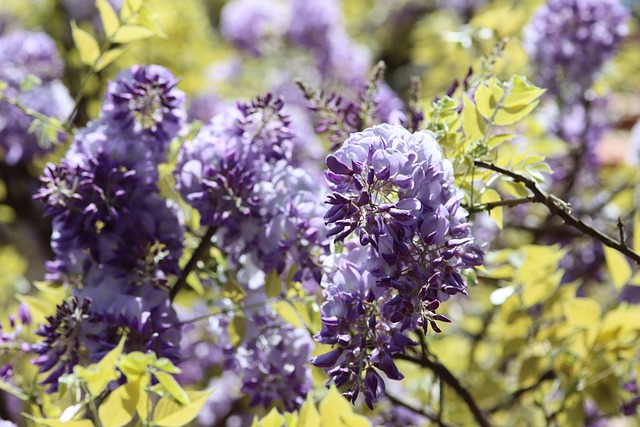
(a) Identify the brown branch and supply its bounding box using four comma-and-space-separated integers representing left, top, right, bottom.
385, 392, 454, 427
617, 217, 627, 247
488, 370, 556, 414
465, 196, 536, 214
395, 353, 491, 427
474, 160, 640, 264
169, 226, 217, 301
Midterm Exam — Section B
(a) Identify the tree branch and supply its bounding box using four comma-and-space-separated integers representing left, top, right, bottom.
169, 226, 217, 301
385, 392, 454, 427
474, 160, 640, 264
465, 196, 536, 214
488, 370, 555, 414
394, 353, 491, 427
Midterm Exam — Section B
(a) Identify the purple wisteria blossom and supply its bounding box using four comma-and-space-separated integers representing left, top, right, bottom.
313, 124, 483, 407
33, 65, 186, 391
176, 95, 327, 285
0, 30, 73, 164
524, 0, 629, 100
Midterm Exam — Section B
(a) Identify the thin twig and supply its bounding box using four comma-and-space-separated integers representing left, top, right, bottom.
465, 196, 536, 214
395, 353, 491, 427
169, 226, 217, 301
617, 217, 627, 247
385, 392, 454, 427
475, 160, 640, 264
488, 370, 555, 414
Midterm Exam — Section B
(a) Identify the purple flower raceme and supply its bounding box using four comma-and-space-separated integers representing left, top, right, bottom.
0, 30, 73, 164
313, 124, 483, 408
33, 65, 186, 392
176, 95, 327, 285
101, 64, 186, 163
524, 0, 629, 101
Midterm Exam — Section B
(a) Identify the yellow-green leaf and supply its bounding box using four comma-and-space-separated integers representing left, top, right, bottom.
474, 83, 494, 119
15, 294, 60, 326
98, 382, 139, 427
94, 48, 126, 72
155, 371, 190, 405
265, 270, 282, 298
259, 408, 284, 427
96, 0, 119, 37
493, 101, 539, 126
481, 188, 503, 229
229, 315, 247, 346
119, 351, 155, 379
120, 0, 143, 20
154, 358, 182, 374
24, 416, 93, 427
273, 301, 304, 329
298, 394, 320, 427
603, 246, 632, 289
564, 298, 601, 327
153, 389, 214, 427
462, 95, 485, 141
112, 25, 155, 43
70, 22, 100, 66
503, 76, 545, 108
634, 211, 640, 252
486, 133, 514, 149
75, 336, 126, 396
318, 387, 371, 427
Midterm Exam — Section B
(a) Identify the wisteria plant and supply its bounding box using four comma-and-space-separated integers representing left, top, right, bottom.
0, 0, 640, 426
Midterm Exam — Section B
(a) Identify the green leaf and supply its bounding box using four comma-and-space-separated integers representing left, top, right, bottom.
153, 389, 214, 427
604, 246, 632, 289
112, 25, 155, 43
20, 74, 42, 92
94, 48, 126, 72
265, 270, 282, 298
15, 294, 59, 326
98, 382, 139, 427
273, 301, 304, 329
318, 387, 371, 427
155, 371, 190, 405
70, 22, 100, 66
96, 0, 119, 37
462, 95, 485, 141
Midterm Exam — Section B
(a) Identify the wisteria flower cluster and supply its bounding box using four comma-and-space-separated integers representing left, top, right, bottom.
32, 65, 186, 391
0, 30, 73, 165
176, 94, 327, 409
312, 124, 483, 408
524, 0, 629, 101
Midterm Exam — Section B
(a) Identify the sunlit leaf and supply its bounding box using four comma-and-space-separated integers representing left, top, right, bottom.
273, 301, 304, 329
98, 382, 139, 427
155, 371, 190, 405
153, 389, 214, 427
564, 298, 601, 327
462, 95, 485, 141
603, 246, 632, 289
70, 22, 100, 66
94, 48, 126, 72
97, 0, 120, 37
112, 25, 155, 43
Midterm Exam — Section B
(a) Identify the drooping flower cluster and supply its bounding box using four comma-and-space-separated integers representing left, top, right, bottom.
33, 65, 186, 391
176, 94, 326, 410
524, 0, 629, 101
0, 30, 73, 164
312, 124, 483, 407
177, 94, 327, 286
